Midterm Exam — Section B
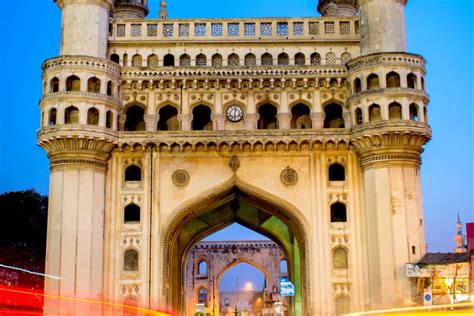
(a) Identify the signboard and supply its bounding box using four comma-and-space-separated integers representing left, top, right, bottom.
423, 288, 432, 306
406, 264, 421, 277
279, 277, 295, 297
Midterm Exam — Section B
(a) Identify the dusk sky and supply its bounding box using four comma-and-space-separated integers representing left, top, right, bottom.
0, 0, 472, 287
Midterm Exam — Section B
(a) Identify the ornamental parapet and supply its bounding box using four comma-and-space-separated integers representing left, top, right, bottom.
42, 55, 121, 75
194, 240, 279, 250
347, 52, 425, 72
41, 91, 122, 106
347, 87, 430, 104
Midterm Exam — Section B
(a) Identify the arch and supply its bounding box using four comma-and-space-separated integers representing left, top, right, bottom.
310, 52, 321, 65
323, 103, 345, 128
353, 78, 361, 93
106, 110, 114, 128
50, 77, 59, 93
386, 71, 401, 88
366, 73, 380, 90
87, 77, 101, 93
330, 202, 347, 223
228, 53, 239, 67
212, 53, 223, 67
131, 54, 142, 67
421, 77, 425, 90
106, 81, 114, 96
110, 53, 120, 64
64, 106, 79, 124
354, 107, 363, 125
410, 103, 419, 121
125, 165, 141, 182
123, 249, 139, 271
87, 107, 99, 125
66, 75, 81, 92
216, 258, 272, 292
278, 52, 289, 66
197, 287, 208, 305
125, 105, 146, 131
388, 102, 402, 120
328, 163, 345, 181
261, 53, 273, 66
163, 53, 175, 67
192, 105, 213, 130
123, 53, 128, 67
147, 54, 159, 68
407, 73, 417, 89
179, 54, 191, 67
333, 247, 348, 270
326, 52, 336, 65
423, 106, 428, 123
244, 53, 256, 67
369, 104, 382, 122
158, 105, 179, 131
48, 108, 57, 126
258, 104, 278, 129
290, 103, 311, 129
196, 53, 207, 67
294, 53, 306, 66
197, 260, 208, 276
124, 203, 140, 223
341, 52, 351, 65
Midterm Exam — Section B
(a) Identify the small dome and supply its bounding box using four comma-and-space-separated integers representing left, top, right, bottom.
317, 0, 359, 17
113, 0, 149, 19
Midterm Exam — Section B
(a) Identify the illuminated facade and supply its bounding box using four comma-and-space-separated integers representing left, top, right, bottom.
39, 0, 431, 315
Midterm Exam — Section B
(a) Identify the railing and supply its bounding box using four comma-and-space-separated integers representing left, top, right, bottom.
109, 17, 359, 42
41, 91, 121, 104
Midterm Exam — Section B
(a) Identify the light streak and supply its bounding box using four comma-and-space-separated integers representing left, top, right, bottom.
0, 263, 62, 280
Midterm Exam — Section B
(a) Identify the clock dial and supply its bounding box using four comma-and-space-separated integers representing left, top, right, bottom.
226, 105, 244, 122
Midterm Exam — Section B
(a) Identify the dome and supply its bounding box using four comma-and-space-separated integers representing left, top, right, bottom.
113, 0, 149, 19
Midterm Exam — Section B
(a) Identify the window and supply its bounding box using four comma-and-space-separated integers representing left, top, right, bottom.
125, 165, 141, 182
353, 78, 361, 93
278, 53, 289, 66
131, 23, 141, 37
277, 22, 288, 36
211, 23, 223, 36
163, 23, 173, 37
333, 247, 348, 269
367, 73, 380, 90
198, 260, 207, 275
257, 104, 278, 129
407, 73, 417, 89
196, 54, 207, 67
163, 54, 175, 67
335, 295, 350, 316
125, 105, 145, 131
228, 23, 240, 36
212, 54, 223, 67
106, 110, 114, 129
198, 288, 207, 304
355, 108, 363, 125
50, 77, 59, 93
386, 71, 401, 88
329, 163, 345, 181
326, 52, 336, 65
330, 202, 347, 223
294, 53, 306, 66
194, 23, 206, 37
87, 77, 101, 93
280, 259, 288, 275
324, 22, 335, 34
131, 54, 142, 68
228, 53, 239, 67
341, 52, 351, 65
261, 53, 273, 66
339, 21, 350, 35
310, 53, 321, 65
117, 24, 125, 37
148, 54, 159, 68
324, 104, 344, 128
192, 105, 213, 130
157, 105, 179, 131
260, 22, 272, 36
123, 249, 139, 271
389, 102, 402, 120
124, 204, 140, 223
309, 21, 319, 35
107, 81, 114, 96
110, 54, 120, 64
178, 23, 190, 37
87, 108, 99, 125
410, 104, 419, 121
244, 23, 256, 36
49, 108, 57, 126
65, 106, 79, 124
369, 104, 382, 122
147, 23, 158, 37
293, 22, 304, 36
244, 53, 256, 67
66, 75, 81, 92
291, 104, 311, 129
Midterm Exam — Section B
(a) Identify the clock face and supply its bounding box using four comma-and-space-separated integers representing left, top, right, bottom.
226, 105, 244, 122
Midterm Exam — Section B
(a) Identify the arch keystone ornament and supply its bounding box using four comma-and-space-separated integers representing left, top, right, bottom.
280, 166, 298, 186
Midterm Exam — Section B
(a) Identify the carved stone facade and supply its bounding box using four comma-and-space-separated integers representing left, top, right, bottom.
38, 0, 431, 315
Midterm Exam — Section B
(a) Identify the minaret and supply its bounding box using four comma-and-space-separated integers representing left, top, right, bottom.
159, 0, 168, 19
454, 214, 467, 253
39, 0, 118, 314
113, 0, 149, 19
347, 0, 432, 310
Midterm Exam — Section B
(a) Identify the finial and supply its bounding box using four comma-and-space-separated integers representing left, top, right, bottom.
457, 212, 461, 223
159, 0, 168, 19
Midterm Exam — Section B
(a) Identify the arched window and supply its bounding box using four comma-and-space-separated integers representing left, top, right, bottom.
280, 259, 288, 275
310, 52, 321, 65
124, 204, 140, 223
198, 260, 207, 275
421, 77, 425, 90
107, 81, 114, 96
341, 52, 351, 65
330, 202, 347, 223
158, 105, 179, 131
367, 74, 380, 90
179, 54, 191, 67
65, 106, 79, 124
294, 53, 306, 66
335, 295, 350, 316
50, 77, 59, 93
323, 103, 344, 128
49, 108, 57, 126
333, 247, 348, 269
407, 73, 417, 89
87, 108, 99, 125
212, 53, 223, 67
66, 75, 81, 92
147, 54, 159, 68
192, 105, 213, 130
106, 110, 114, 128
131, 54, 142, 67
329, 163, 345, 181
261, 53, 273, 66
123, 249, 139, 271
110, 53, 120, 64
196, 54, 207, 67
123, 53, 128, 67
228, 53, 240, 67
257, 104, 278, 129
410, 103, 419, 121
244, 53, 256, 67
290, 104, 311, 129
163, 54, 175, 67
386, 71, 401, 88
198, 288, 208, 304
87, 77, 101, 93
125, 165, 141, 182
388, 102, 402, 120
277, 53, 289, 66
353, 78, 361, 93
354, 108, 363, 125
326, 52, 336, 65
369, 104, 382, 122
125, 105, 146, 131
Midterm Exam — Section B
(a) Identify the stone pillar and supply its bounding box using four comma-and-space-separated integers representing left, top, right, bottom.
244, 113, 258, 130
180, 114, 192, 131
145, 114, 158, 131
212, 113, 226, 131
278, 113, 291, 130
311, 112, 324, 129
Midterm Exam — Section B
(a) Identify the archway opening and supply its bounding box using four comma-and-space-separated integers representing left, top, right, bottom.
158, 105, 179, 131
125, 105, 145, 131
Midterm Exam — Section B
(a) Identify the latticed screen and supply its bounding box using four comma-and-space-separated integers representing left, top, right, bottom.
326, 52, 336, 65
244, 54, 256, 66
309, 22, 319, 35
117, 24, 126, 37
180, 55, 191, 67
277, 22, 288, 36
341, 52, 352, 65
179, 23, 189, 37
335, 295, 350, 315
278, 54, 289, 66
311, 53, 321, 65
228, 23, 240, 36
211, 23, 223, 36
195, 23, 206, 37
147, 24, 157, 37
131, 24, 141, 37
293, 22, 304, 36
244, 23, 256, 36
212, 54, 223, 67
340, 22, 350, 35
260, 22, 272, 36
261, 53, 273, 66
196, 55, 207, 67
148, 55, 159, 68
325, 22, 335, 34
163, 23, 173, 37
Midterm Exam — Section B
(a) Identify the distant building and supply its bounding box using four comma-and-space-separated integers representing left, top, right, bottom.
454, 214, 467, 253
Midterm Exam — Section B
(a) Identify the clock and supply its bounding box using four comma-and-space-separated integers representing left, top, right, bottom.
226, 105, 244, 122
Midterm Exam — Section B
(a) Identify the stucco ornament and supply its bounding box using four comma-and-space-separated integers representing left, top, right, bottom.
229, 155, 240, 172
172, 169, 190, 187
280, 167, 298, 186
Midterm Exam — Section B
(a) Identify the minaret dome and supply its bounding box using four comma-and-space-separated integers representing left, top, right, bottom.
113, 0, 149, 19
317, 0, 359, 17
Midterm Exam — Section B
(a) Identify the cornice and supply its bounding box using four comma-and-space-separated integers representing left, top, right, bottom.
347, 52, 425, 73
42, 55, 121, 76
347, 87, 430, 104
41, 91, 122, 107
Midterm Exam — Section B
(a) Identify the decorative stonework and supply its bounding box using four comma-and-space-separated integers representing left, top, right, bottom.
280, 167, 298, 186
172, 169, 190, 187
228, 155, 240, 172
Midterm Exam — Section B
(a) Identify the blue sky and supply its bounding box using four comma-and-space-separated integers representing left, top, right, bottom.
0, 0, 472, 258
